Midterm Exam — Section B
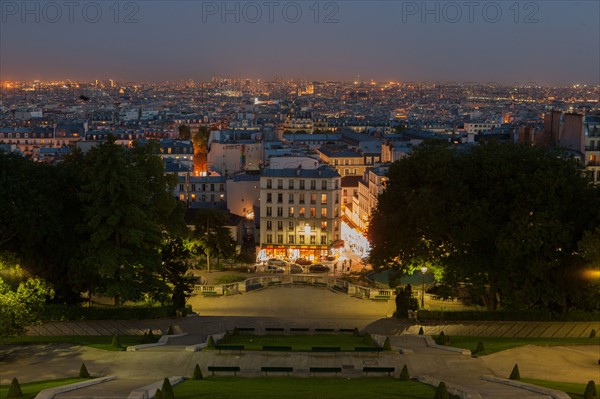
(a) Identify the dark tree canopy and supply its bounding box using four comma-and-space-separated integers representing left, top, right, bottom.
369, 141, 600, 312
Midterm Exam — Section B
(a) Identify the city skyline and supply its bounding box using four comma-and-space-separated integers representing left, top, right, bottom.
1, 1, 599, 85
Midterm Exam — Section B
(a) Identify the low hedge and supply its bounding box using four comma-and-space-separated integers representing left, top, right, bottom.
417, 310, 600, 322
41, 305, 190, 321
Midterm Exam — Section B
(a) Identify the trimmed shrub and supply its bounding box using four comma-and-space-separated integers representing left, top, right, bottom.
383, 337, 392, 350
353, 327, 360, 336
161, 378, 175, 399
474, 341, 485, 354
436, 332, 450, 346
363, 333, 374, 346
418, 326, 424, 335
167, 326, 174, 335
193, 364, 203, 380
42, 305, 178, 321
433, 381, 449, 399
79, 363, 90, 378
398, 364, 410, 381
206, 336, 215, 348
590, 329, 597, 339
417, 310, 600, 322
509, 364, 520, 380
155, 388, 163, 399
112, 335, 121, 348
7, 377, 23, 398
583, 380, 597, 399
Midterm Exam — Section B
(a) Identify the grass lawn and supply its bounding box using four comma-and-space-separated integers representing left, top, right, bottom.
0, 378, 86, 399
0, 335, 156, 351
437, 336, 600, 355
521, 378, 590, 399
215, 334, 377, 351
173, 377, 435, 399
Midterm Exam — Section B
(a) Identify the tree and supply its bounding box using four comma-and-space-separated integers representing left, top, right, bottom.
192, 209, 236, 271
79, 137, 165, 305
0, 254, 54, 335
160, 238, 196, 308
369, 141, 600, 312
178, 124, 191, 140
192, 126, 210, 154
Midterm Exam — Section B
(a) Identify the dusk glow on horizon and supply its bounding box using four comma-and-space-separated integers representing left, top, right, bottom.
1, 1, 599, 85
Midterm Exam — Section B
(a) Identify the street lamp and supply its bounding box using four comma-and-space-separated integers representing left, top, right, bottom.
420, 266, 428, 308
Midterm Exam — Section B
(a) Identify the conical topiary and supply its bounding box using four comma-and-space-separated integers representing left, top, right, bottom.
398, 364, 410, 381
112, 335, 121, 348
167, 325, 174, 335
161, 378, 175, 399
206, 336, 215, 348
583, 380, 597, 399
363, 333, 373, 346
7, 377, 23, 398
79, 362, 90, 378
383, 337, 392, 350
193, 364, 203, 380
433, 381, 449, 399
154, 388, 163, 399
436, 331, 449, 345
353, 327, 360, 336
418, 326, 424, 335
590, 329, 597, 339
148, 329, 155, 340
474, 341, 485, 354
509, 364, 520, 380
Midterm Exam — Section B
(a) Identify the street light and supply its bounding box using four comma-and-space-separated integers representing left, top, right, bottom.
420, 266, 428, 308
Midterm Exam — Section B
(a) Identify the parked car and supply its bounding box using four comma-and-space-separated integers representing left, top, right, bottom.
295, 258, 312, 266
265, 265, 285, 273
290, 264, 304, 274
309, 264, 330, 273
267, 258, 287, 267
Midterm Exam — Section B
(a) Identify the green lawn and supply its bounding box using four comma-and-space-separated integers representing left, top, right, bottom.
0, 378, 86, 399
438, 336, 600, 355
215, 334, 377, 351
173, 378, 435, 399
521, 378, 590, 399
0, 335, 156, 351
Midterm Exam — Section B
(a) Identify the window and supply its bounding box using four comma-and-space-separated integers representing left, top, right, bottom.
310, 236, 316, 244
220, 184, 224, 191
322, 181, 327, 190
267, 221, 272, 230
277, 193, 283, 203
335, 180, 339, 189
289, 180, 294, 189
289, 193, 294, 203
267, 234, 273, 244
201, 194, 206, 202
191, 194, 196, 201
267, 193, 272, 203
300, 207, 306, 217
266, 207, 272, 216
289, 207, 295, 217
321, 208, 327, 218
311, 180, 316, 189
321, 236, 327, 245
277, 179, 283, 189
277, 207, 283, 217
277, 221, 283, 231
289, 235, 295, 244
310, 194, 316, 204
211, 184, 215, 191
300, 180, 305, 190
343, 189, 348, 196
310, 208, 316, 218
335, 193, 339, 204
179, 184, 184, 191
288, 221, 294, 231
299, 235, 305, 244
299, 194, 305, 204
321, 221, 328, 230
191, 184, 196, 191
334, 220, 339, 231
277, 234, 283, 243
267, 179, 272, 189
321, 194, 327, 205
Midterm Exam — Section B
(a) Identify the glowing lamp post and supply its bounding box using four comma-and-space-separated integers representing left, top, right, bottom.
420, 266, 428, 308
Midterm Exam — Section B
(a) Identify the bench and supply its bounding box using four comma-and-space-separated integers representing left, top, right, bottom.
207, 366, 240, 376
265, 327, 285, 333
339, 328, 355, 333
363, 367, 395, 376
202, 291, 219, 297
354, 347, 383, 356
310, 367, 342, 376
290, 327, 309, 333
234, 327, 255, 334
311, 346, 341, 352
261, 366, 293, 376
371, 295, 390, 301
214, 345, 244, 354
262, 345, 292, 352
314, 328, 335, 333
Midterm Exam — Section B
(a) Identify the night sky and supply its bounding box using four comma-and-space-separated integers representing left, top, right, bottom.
1, 0, 599, 84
